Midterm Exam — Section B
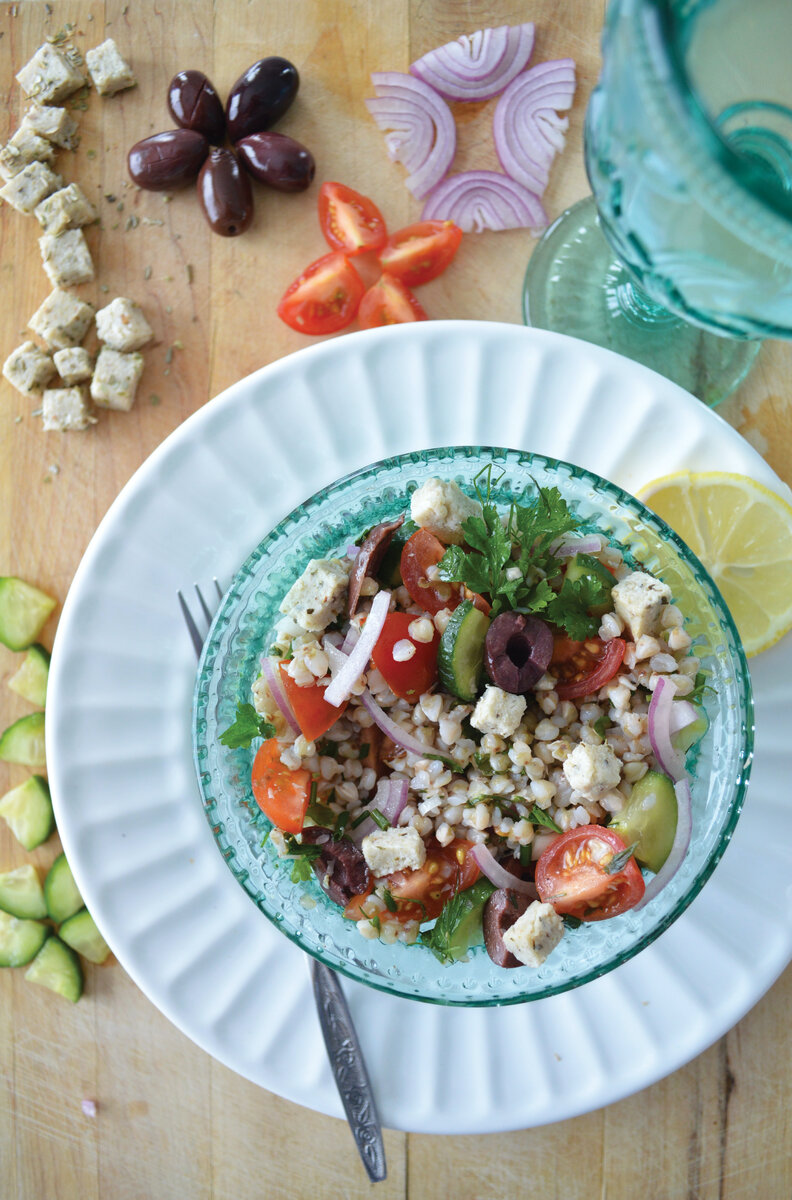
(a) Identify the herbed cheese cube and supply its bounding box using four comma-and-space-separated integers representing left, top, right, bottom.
29, 289, 94, 350
279, 558, 350, 633
470, 686, 526, 739
42, 386, 96, 432
39, 228, 94, 287
2, 341, 56, 397
95, 297, 153, 351
16, 44, 85, 105
563, 742, 621, 801
21, 104, 79, 150
85, 39, 136, 96
0, 127, 55, 181
34, 183, 97, 235
502, 901, 565, 968
611, 571, 672, 640
361, 826, 426, 877
53, 346, 93, 385
0, 161, 62, 215
410, 477, 483, 545
90, 347, 144, 412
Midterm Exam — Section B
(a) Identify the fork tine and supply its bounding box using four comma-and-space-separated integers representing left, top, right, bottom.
194, 583, 213, 626
177, 589, 205, 657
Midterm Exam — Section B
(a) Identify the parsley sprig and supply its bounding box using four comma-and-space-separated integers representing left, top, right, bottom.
420, 879, 496, 963
219, 702, 276, 748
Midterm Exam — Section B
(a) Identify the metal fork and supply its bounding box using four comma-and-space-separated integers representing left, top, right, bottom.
178, 582, 386, 1183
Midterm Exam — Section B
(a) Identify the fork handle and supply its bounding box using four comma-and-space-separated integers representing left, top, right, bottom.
310, 959, 387, 1182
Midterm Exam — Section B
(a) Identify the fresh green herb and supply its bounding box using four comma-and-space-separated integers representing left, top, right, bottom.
291, 858, 314, 883
544, 565, 613, 640
219, 702, 275, 749
473, 751, 495, 776
529, 805, 563, 834
689, 671, 716, 704
333, 810, 350, 841
427, 753, 465, 774
367, 910, 382, 934
420, 879, 496, 963
519, 844, 533, 868
369, 808, 389, 831
306, 801, 336, 828
260, 831, 270, 847
283, 835, 323, 859
317, 737, 339, 757
592, 714, 609, 740
350, 810, 372, 830
605, 841, 639, 875
382, 889, 397, 913
359, 743, 370, 759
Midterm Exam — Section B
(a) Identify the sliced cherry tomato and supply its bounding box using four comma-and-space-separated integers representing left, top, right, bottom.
370, 610, 439, 700
357, 274, 429, 329
277, 251, 364, 335
278, 663, 348, 742
343, 880, 375, 921
318, 182, 387, 255
387, 839, 481, 921
251, 737, 311, 833
400, 529, 460, 615
536, 826, 644, 920
378, 220, 463, 286
552, 635, 626, 700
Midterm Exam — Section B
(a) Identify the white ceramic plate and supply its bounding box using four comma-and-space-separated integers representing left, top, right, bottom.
47, 323, 792, 1135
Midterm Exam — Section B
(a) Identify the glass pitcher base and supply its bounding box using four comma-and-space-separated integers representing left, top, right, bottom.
523, 197, 761, 407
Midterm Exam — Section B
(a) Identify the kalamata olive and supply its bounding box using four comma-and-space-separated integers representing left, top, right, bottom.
167, 70, 225, 145
235, 131, 315, 193
483, 888, 531, 968
300, 829, 370, 908
226, 56, 300, 142
197, 147, 254, 237
128, 129, 209, 191
348, 515, 404, 616
484, 612, 554, 693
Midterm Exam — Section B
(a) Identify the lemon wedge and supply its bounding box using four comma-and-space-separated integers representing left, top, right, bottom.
636, 471, 792, 657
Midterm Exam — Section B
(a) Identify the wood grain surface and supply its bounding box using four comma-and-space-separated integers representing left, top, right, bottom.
1, 3, 791, 1198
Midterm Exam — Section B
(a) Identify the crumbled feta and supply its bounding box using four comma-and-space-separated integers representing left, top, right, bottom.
29, 289, 94, 349
53, 346, 93, 385
34, 183, 97, 235
279, 559, 350, 633
0, 161, 62, 215
42, 386, 96, 432
502, 901, 565, 967
90, 347, 144, 412
470, 686, 527, 739
21, 103, 79, 150
85, 39, 136, 96
95, 297, 153, 351
16, 44, 85, 105
39, 228, 94, 287
2, 341, 55, 397
0, 126, 55, 181
410, 477, 483, 545
611, 571, 672, 640
563, 742, 622, 801
361, 826, 426, 876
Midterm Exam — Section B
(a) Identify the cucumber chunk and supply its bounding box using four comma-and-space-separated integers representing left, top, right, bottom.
672, 704, 709, 755
0, 577, 56, 651
438, 600, 490, 702
44, 852, 83, 922
8, 644, 50, 707
564, 553, 615, 617
24, 935, 83, 1002
0, 711, 46, 767
0, 775, 54, 850
59, 909, 110, 965
0, 864, 47, 919
610, 769, 678, 874
0, 909, 48, 967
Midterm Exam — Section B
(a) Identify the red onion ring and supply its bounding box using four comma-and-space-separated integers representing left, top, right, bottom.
471, 843, 539, 897
634, 778, 692, 909
366, 72, 456, 199
647, 676, 686, 781
493, 59, 577, 193
421, 170, 547, 233
360, 689, 459, 768
260, 656, 300, 735
553, 534, 606, 558
409, 23, 536, 102
376, 777, 410, 826
324, 590, 390, 708
341, 625, 360, 655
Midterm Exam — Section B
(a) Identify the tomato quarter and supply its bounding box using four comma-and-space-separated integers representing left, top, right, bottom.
277, 251, 364, 335
251, 737, 311, 834
278, 663, 348, 742
357, 274, 428, 328
318, 181, 388, 255
370, 610, 439, 699
378, 220, 463, 286
535, 826, 645, 920
387, 839, 480, 921
552, 635, 626, 699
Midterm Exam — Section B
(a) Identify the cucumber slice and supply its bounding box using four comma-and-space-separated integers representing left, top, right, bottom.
0, 775, 54, 850
0, 909, 48, 966
44, 852, 83, 922
423, 879, 495, 963
672, 704, 709, 755
0, 711, 46, 767
610, 769, 678, 874
24, 935, 83, 1002
0, 864, 47, 919
0, 577, 56, 651
8, 643, 50, 707
564, 553, 615, 617
437, 600, 490, 702
59, 909, 110, 964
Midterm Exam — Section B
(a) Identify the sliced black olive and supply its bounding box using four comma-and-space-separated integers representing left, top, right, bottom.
484, 612, 554, 693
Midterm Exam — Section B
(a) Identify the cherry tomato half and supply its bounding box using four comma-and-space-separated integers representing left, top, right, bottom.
251, 737, 311, 833
278, 663, 348, 742
378, 220, 463, 286
357, 274, 428, 328
535, 826, 645, 921
386, 839, 481, 921
400, 528, 461, 615
277, 251, 364, 335
318, 181, 388, 255
552, 635, 626, 700
370, 610, 439, 700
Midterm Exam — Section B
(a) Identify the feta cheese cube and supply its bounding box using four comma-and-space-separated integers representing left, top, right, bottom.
53, 346, 93, 385
21, 104, 79, 150
34, 183, 97, 235
279, 559, 350, 633
2, 341, 56, 397
471, 686, 527, 739
502, 901, 565, 967
42, 386, 96, 432
95, 297, 153, 351
85, 39, 136, 96
16, 44, 85, 105
0, 126, 55, 181
90, 347, 144, 412
0, 161, 62, 215
410, 477, 483, 545
361, 826, 426, 877
563, 742, 621, 801
611, 571, 672, 640
29, 288, 94, 349
39, 228, 94, 287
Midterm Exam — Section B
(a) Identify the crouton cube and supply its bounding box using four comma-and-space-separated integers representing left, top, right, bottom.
361, 827, 427, 876
39, 228, 94, 287
85, 39, 136, 96
29, 289, 94, 349
90, 347, 144, 412
95, 297, 153, 351
2, 341, 56, 397
42, 386, 96, 431
21, 103, 79, 150
16, 44, 85, 105
0, 127, 55, 181
35, 183, 97, 235
0, 162, 62, 215
53, 346, 93, 386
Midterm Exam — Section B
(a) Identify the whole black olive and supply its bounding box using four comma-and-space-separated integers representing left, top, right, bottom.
167, 70, 226, 145
128, 129, 209, 191
484, 612, 554, 693
197, 147, 254, 237
226, 56, 300, 143
235, 131, 315, 193
483, 888, 531, 968
300, 829, 371, 908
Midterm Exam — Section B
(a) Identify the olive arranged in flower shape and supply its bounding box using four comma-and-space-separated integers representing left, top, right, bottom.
484, 611, 554, 693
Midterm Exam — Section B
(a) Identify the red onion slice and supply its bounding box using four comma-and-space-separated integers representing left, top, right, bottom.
471, 843, 539, 897
376, 777, 410, 826
360, 689, 459, 767
260, 655, 300, 735
493, 59, 577, 193
421, 170, 547, 233
647, 675, 686, 781
410, 23, 536, 101
324, 589, 391, 708
366, 72, 456, 199
553, 534, 606, 558
341, 625, 360, 655
634, 778, 692, 909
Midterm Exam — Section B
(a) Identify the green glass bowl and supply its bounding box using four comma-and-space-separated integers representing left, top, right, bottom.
192, 447, 753, 1006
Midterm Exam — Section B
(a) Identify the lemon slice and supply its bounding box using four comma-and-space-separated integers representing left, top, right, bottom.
636, 471, 792, 656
